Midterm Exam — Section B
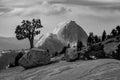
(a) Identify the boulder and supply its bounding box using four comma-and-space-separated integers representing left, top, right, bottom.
19, 48, 50, 69
64, 48, 78, 62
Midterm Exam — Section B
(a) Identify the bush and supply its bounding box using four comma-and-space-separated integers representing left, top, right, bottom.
111, 44, 120, 60
80, 43, 106, 60
116, 36, 120, 42
15, 52, 25, 66
90, 43, 104, 51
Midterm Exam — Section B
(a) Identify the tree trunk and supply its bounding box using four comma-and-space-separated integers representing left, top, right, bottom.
29, 38, 34, 49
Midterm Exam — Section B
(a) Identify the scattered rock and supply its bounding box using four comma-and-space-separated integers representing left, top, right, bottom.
19, 48, 51, 69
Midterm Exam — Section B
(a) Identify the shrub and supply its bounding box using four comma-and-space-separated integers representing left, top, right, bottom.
111, 44, 120, 60
15, 52, 25, 66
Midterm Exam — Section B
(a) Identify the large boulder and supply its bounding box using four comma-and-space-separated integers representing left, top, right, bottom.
36, 20, 88, 57
64, 48, 78, 62
19, 48, 50, 69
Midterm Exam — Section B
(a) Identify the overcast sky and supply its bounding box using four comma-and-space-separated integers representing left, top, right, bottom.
0, 0, 120, 37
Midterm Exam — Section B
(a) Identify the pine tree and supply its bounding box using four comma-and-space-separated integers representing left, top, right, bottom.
102, 30, 107, 41
94, 35, 101, 43
87, 32, 94, 45
77, 40, 83, 51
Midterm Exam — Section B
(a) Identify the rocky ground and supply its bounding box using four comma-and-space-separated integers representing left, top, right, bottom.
0, 59, 120, 80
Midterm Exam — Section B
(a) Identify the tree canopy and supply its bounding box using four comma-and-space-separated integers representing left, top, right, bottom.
15, 19, 43, 49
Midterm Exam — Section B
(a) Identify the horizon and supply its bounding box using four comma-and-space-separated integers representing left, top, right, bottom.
0, 0, 120, 37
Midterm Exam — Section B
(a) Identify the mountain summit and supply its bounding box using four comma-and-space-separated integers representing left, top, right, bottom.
36, 20, 88, 56
53, 20, 88, 45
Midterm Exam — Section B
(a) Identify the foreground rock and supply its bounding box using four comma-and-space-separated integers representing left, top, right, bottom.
1, 59, 120, 80
19, 48, 50, 69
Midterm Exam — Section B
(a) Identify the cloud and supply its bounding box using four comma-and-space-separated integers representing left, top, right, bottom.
92, 5, 120, 11
0, 7, 13, 15
6, 1, 71, 16
8, 8, 24, 16
50, 0, 120, 17
0, 7, 12, 12
88, 0, 120, 3
1, 0, 120, 17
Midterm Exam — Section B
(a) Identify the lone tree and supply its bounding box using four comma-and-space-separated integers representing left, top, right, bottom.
15, 19, 43, 49
102, 30, 107, 41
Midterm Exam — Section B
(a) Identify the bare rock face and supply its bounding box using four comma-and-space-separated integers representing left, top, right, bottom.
36, 20, 88, 57
36, 33, 65, 57
53, 20, 88, 46
64, 48, 78, 62
19, 48, 50, 69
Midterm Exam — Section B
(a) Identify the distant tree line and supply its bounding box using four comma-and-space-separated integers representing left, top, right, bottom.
87, 25, 120, 46
87, 32, 101, 46
106, 25, 120, 39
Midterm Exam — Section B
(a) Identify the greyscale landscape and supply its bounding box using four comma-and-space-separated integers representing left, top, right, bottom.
1, 0, 120, 80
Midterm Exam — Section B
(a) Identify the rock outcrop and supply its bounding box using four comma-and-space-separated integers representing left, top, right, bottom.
36, 20, 88, 57
36, 33, 65, 57
54, 20, 88, 45
19, 48, 50, 69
